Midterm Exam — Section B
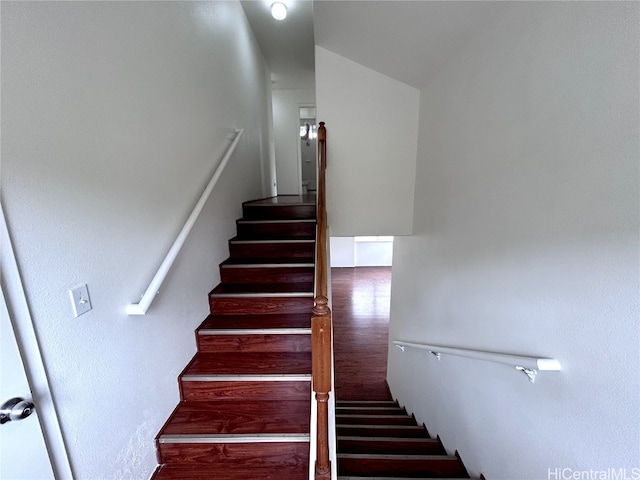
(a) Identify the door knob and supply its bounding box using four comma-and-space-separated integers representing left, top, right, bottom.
0, 397, 35, 424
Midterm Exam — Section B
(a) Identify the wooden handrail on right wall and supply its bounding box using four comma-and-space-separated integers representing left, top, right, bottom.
312, 122, 332, 478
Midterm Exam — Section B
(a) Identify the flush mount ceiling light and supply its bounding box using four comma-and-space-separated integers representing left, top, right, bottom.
271, 2, 287, 20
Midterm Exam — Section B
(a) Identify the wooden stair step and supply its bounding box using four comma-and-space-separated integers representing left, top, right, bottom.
337, 400, 399, 407
209, 283, 314, 315
230, 236, 316, 243
152, 463, 308, 479
220, 259, 314, 284
197, 329, 311, 353
337, 425, 428, 438
337, 406, 407, 415
181, 352, 311, 376
337, 436, 446, 455
338, 453, 469, 478
221, 257, 315, 266
158, 440, 309, 465
336, 414, 417, 425
180, 377, 311, 401
159, 400, 310, 436
242, 196, 316, 220
236, 219, 316, 239
228, 237, 315, 260
198, 313, 311, 330
178, 352, 312, 401
210, 282, 314, 295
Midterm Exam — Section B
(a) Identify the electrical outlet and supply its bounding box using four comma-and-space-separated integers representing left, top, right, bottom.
69, 284, 92, 317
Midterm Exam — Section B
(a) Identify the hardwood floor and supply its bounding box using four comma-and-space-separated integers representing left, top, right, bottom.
331, 266, 392, 400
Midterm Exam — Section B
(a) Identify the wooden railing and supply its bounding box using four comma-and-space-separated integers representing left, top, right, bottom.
312, 122, 332, 478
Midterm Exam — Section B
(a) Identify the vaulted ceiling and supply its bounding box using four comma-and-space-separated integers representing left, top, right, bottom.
242, 0, 508, 91
314, 1, 507, 89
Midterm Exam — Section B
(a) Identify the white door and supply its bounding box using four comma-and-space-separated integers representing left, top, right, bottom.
0, 288, 55, 479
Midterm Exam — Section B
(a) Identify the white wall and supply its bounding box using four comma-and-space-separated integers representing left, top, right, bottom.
272, 88, 316, 195
315, 46, 419, 236
387, 3, 639, 479
330, 237, 393, 267
1, 2, 271, 478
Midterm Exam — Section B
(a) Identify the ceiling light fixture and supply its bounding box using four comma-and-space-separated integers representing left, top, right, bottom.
271, 2, 287, 20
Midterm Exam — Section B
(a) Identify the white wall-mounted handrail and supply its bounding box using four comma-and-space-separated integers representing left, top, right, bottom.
393, 340, 560, 383
126, 129, 244, 316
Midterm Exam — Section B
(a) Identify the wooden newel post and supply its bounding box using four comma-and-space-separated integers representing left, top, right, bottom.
312, 295, 332, 477
318, 122, 326, 169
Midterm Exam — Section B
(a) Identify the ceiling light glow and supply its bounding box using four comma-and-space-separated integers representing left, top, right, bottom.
271, 2, 287, 20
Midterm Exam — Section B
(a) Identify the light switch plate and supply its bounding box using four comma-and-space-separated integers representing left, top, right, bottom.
69, 284, 92, 317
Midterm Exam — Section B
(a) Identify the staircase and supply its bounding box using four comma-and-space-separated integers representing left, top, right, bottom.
151, 195, 316, 480
336, 396, 477, 479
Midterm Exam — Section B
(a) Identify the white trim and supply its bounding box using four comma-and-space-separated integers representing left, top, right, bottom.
1, 203, 74, 479
126, 129, 244, 315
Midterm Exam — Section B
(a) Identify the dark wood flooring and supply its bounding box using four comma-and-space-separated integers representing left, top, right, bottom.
331, 266, 392, 400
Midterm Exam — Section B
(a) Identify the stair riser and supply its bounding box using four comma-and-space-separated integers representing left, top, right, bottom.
158, 442, 309, 465
338, 457, 468, 477
237, 222, 315, 239
336, 416, 416, 425
180, 381, 311, 401
220, 267, 314, 285
229, 242, 314, 260
209, 296, 314, 315
337, 427, 427, 438
337, 439, 446, 455
337, 401, 398, 408
242, 205, 316, 220
152, 464, 308, 480
197, 334, 311, 353
199, 313, 311, 330
336, 408, 407, 416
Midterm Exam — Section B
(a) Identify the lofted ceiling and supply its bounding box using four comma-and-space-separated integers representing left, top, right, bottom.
313, 1, 508, 90
242, 0, 508, 92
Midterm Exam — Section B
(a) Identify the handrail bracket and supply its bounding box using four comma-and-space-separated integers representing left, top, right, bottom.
515, 366, 538, 383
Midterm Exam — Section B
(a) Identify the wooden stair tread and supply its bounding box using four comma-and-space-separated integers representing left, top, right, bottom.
338, 436, 446, 455
152, 463, 309, 479
337, 425, 429, 438
337, 407, 407, 415
181, 352, 311, 376
159, 400, 310, 436
243, 195, 316, 207
210, 282, 314, 295
338, 453, 469, 477
237, 218, 316, 224
198, 313, 311, 330
221, 257, 314, 266
337, 400, 399, 407
230, 236, 316, 243
336, 414, 417, 425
